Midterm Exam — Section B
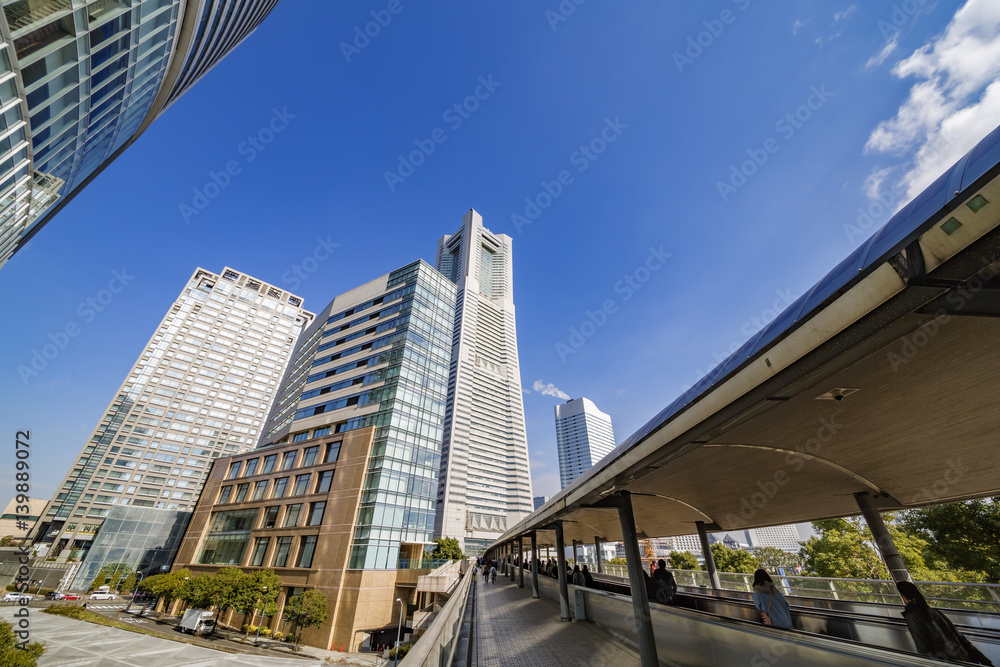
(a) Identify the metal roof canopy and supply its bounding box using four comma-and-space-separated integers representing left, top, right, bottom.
504, 124, 1000, 549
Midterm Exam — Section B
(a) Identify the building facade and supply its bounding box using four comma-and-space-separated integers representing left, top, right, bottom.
0, 0, 280, 269
532, 495, 548, 511
0, 498, 46, 540
434, 209, 533, 555
554, 397, 615, 489
32, 267, 311, 564
172, 260, 457, 650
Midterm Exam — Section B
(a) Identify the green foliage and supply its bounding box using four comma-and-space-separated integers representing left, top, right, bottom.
605, 557, 627, 565
668, 551, 700, 570
710, 543, 759, 574
120, 572, 137, 597
235, 570, 282, 639
752, 547, 803, 573
0, 535, 17, 547
430, 537, 464, 560
903, 500, 1000, 583
88, 572, 107, 592
140, 569, 191, 611
284, 589, 330, 651
388, 643, 413, 659
0, 619, 44, 667
180, 573, 218, 609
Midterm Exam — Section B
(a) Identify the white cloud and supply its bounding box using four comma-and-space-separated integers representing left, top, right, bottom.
834, 5, 857, 22
865, 34, 899, 70
793, 18, 808, 35
864, 166, 895, 200
532, 379, 571, 400
864, 0, 1000, 202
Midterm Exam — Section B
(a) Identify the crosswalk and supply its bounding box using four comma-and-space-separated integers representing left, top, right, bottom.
87, 604, 126, 610
121, 618, 148, 624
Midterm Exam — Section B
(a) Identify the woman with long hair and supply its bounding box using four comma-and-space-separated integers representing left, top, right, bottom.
897, 581, 993, 665
751, 569, 792, 629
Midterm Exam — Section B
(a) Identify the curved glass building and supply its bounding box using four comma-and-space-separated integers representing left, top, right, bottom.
0, 0, 280, 269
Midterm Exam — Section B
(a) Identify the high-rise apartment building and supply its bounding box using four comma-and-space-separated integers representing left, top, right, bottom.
170, 260, 457, 650
434, 209, 533, 555
0, 0, 280, 269
555, 397, 615, 489
32, 267, 311, 564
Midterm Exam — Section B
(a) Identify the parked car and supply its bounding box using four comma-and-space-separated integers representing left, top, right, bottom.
45, 591, 66, 600
63, 593, 82, 600
89, 592, 115, 600
3, 592, 33, 603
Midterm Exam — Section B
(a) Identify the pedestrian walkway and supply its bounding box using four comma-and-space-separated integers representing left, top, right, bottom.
473, 573, 642, 667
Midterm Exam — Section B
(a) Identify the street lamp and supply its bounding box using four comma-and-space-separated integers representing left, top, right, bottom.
254, 587, 268, 645
393, 597, 404, 667
124, 571, 145, 614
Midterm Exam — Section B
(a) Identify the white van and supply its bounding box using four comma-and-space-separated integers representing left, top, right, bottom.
89, 585, 115, 601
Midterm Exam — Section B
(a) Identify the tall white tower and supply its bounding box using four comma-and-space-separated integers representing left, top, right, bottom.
555, 397, 616, 489
434, 209, 533, 555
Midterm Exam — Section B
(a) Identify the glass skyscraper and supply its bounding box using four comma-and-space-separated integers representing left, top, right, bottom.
32, 266, 311, 562
554, 397, 616, 489
258, 259, 457, 570
0, 0, 280, 269
434, 209, 533, 555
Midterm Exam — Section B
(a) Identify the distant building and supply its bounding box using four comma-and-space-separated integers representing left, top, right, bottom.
0, 498, 46, 540
555, 398, 615, 489
532, 496, 549, 510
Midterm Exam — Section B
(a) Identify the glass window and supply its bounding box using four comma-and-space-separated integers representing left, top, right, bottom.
283, 503, 302, 527
243, 458, 259, 476
273, 536, 293, 567
325, 442, 341, 463
234, 483, 249, 503
307, 501, 325, 526
272, 477, 288, 498
250, 537, 270, 567
250, 480, 268, 501
218, 485, 232, 504
314, 427, 331, 437
198, 533, 249, 565
297, 535, 317, 568
262, 506, 279, 529
227, 461, 242, 479
281, 451, 297, 470
261, 454, 277, 474
302, 446, 319, 467
293, 474, 310, 496
316, 470, 333, 494
292, 432, 309, 443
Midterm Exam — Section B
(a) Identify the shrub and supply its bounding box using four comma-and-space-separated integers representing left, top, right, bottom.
285, 632, 295, 642
271, 628, 284, 639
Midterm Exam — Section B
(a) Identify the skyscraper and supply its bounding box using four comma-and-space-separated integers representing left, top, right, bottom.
169, 260, 456, 650
0, 0, 280, 269
32, 267, 311, 564
555, 397, 615, 489
434, 209, 532, 555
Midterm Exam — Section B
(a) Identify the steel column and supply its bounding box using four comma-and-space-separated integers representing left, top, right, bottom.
594, 536, 603, 574
517, 536, 525, 588
554, 521, 571, 621
616, 491, 658, 667
696, 520, 721, 590
856, 492, 911, 583
530, 531, 540, 599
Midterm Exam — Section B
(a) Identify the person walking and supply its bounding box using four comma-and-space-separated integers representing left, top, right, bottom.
897, 581, 993, 665
489, 564, 497, 584
571, 564, 585, 586
751, 569, 792, 629
581, 564, 595, 588
651, 559, 677, 604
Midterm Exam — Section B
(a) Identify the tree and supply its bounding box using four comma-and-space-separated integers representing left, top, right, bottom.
284, 589, 330, 651
430, 537, 463, 561
0, 536, 16, 547
233, 569, 282, 639
180, 573, 217, 609
605, 557, 627, 565
710, 544, 759, 574
88, 571, 107, 592
213, 567, 248, 628
752, 547, 803, 574
903, 500, 1000, 583
800, 518, 887, 579
668, 551, 699, 570
141, 569, 191, 613
120, 572, 137, 598
0, 619, 44, 667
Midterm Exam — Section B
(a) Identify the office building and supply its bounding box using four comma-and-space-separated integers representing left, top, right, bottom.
434, 209, 533, 555
532, 495, 549, 511
0, 0, 281, 269
555, 397, 615, 489
32, 267, 311, 563
171, 260, 457, 650
0, 498, 46, 540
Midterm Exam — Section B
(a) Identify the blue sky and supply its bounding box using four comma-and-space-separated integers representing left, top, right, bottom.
3, 0, 998, 503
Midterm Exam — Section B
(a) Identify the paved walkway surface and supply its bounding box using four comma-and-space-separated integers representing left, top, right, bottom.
474, 573, 642, 667
0, 607, 379, 666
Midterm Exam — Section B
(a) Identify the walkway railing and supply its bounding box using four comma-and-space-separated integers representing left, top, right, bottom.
590, 564, 1000, 613
401, 561, 474, 667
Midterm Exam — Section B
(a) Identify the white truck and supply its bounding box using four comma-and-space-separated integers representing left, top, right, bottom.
178, 609, 215, 636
